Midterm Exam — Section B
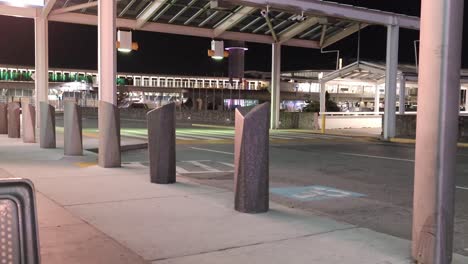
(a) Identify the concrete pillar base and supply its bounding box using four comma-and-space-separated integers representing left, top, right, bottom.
98, 101, 121, 168
147, 103, 176, 184
40, 102, 56, 149
234, 102, 270, 214
7, 102, 20, 138
0, 103, 8, 134
22, 104, 36, 143
64, 102, 83, 156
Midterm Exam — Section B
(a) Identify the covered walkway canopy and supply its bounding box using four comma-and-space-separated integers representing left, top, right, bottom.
0, 0, 420, 163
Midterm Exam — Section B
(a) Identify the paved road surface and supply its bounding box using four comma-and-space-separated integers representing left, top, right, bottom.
122, 138, 468, 256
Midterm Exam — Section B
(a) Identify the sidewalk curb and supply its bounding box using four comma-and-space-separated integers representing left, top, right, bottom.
389, 137, 468, 148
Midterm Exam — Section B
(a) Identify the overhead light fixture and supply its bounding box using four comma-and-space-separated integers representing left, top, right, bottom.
117, 30, 139, 53
208, 40, 229, 60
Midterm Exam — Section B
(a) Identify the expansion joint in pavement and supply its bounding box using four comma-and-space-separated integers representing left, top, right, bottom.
150, 226, 359, 263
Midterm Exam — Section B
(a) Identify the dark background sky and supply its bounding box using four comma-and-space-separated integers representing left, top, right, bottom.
0, 0, 459, 76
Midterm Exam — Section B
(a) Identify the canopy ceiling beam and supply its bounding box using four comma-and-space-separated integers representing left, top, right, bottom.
278, 17, 319, 44
213, 6, 256, 37
0, 4, 37, 18
50, 1, 98, 15
220, 0, 420, 30
48, 12, 320, 48
135, 0, 168, 29
321, 23, 369, 48
42, 0, 57, 17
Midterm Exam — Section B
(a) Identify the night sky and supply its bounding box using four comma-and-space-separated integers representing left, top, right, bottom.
0, 0, 462, 76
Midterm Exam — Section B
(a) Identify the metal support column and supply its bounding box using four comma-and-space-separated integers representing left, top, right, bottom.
320, 82, 326, 133
399, 75, 406, 115
98, 0, 121, 168
374, 84, 380, 115
383, 24, 399, 140
412, 0, 464, 263
270, 43, 281, 129
34, 13, 48, 135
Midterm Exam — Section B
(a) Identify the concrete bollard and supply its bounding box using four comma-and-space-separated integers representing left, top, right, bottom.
64, 102, 83, 156
0, 103, 7, 134
7, 102, 20, 138
234, 102, 270, 213
98, 101, 121, 168
40, 102, 56, 149
147, 103, 176, 184
22, 104, 36, 143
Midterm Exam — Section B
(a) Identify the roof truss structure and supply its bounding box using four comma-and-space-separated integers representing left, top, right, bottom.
0, 0, 420, 49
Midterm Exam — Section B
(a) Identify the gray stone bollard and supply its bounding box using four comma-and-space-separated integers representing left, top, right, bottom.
7, 102, 20, 138
22, 104, 36, 143
0, 103, 7, 134
234, 103, 270, 213
40, 102, 56, 149
147, 103, 176, 184
98, 101, 121, 168
64, 102, 83, 156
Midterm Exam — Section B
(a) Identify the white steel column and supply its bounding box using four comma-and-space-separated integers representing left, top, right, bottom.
383, 24, 399, 140
270, 43, 281, 129
98, 0, 121, 168
320, 82, 326, 132
374, 84, 379, 115
399, 75, 406, 115
412, 0, 464, 263
34, 14, 48, 129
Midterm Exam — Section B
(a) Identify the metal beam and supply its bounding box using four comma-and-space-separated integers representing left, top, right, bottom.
42, 0, 57, 17
168, 0, 197, 23
48, 12, 320, 48
0, 4, 37, 18
136, 0, 167, 29
184, 2, 209, 25
119, 0, 137, 17
221, 0, 420, 30
278, 17, 318, 43
213, 6, 256, 37
50, 1, 97, 15
322, 23, 369, 48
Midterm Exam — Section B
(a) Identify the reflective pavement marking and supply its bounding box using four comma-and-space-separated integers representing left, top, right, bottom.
219, 162, 235, 168
340, 152, 415, 162
190, 147, 234, 155
183, 161, 221, 172
271, 185, 366, 201
175, 166, 189, 174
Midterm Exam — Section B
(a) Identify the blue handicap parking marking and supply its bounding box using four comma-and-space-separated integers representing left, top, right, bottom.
270, 185, 366, 201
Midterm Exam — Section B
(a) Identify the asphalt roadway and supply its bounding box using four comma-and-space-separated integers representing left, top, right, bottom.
121, 135, 468, 256
57, 116, 468, 255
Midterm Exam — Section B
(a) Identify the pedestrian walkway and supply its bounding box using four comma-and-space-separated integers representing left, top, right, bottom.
99, 127, 354, 143
0, 134, 467, 263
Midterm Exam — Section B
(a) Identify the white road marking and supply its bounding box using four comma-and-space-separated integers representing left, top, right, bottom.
340, 152, 414, 162
176, 166, 189, 174
219, 162, 235, 168
190, 147, 234, 155
456, 186, 468, 191
178, 170, 234, 174
184, 161, 221, 172
176, 134, 221, 140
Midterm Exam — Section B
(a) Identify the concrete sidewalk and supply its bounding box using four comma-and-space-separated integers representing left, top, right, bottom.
0, 134, 466, 263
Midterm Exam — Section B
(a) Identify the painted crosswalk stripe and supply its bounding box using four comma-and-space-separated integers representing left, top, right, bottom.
175, 134, 222, 140
219, 162, 235, 168
183, 161, 221, 172
176, 166, 189, 174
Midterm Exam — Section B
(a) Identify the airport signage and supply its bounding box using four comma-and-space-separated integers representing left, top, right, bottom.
0, 0, 45, 7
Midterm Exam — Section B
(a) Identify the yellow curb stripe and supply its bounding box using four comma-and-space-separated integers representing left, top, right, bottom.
74, 162, 97, 168
390, 138, 468, 148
